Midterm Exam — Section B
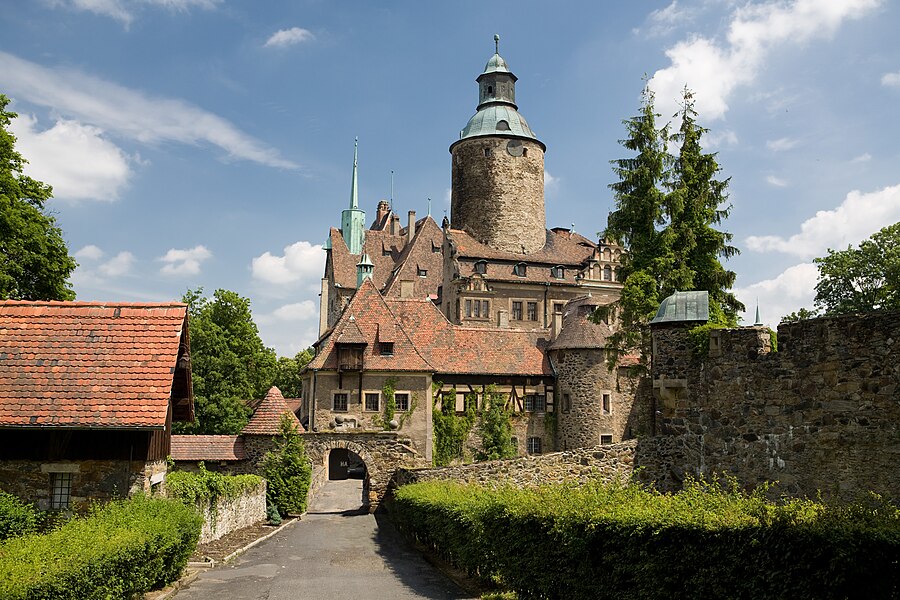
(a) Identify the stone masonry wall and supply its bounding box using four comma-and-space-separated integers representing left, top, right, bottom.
646, 312, 900, 501
196, 481, 266, 544
451, 137, 545, 254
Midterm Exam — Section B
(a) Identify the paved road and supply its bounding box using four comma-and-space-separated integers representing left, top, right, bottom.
174, 479, 474, 600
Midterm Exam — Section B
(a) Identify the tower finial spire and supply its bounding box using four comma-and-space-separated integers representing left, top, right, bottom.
350, 137, 359, 209
494, 33, 500, 54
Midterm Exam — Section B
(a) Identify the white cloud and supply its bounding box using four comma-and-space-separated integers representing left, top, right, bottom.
850, 152, 872, 163
544, 170, 559, 188
9, 114, 131, 201
252, 241, 325, 285
46, 0, 133, 25
74, 244, 105, 261
765, 175, 788, 187
159, 245, 212, 276
142, 0, 220, 9
641, 1, 693, 37
705, 128, 738, 148
98, 251, 135, 277
272, 300, 318, 321
766, 137, 799, 152
734, 262, 819, 326
881, 71, 900, 88
649, 0, 880, 120
264, 27, 315, 48
745, 183, 900, 258
0, 51, 297, 169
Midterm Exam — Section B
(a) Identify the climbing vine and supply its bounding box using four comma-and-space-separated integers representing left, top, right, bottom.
382, 377, 397, 428
477, 385, 516, 461
432, 384, 477, 466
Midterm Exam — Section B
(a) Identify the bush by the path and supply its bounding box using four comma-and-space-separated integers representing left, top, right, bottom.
0, 491, 38, 541
391, 478, 900, 600
0, 495, 201, 599
262, 415, 311, 515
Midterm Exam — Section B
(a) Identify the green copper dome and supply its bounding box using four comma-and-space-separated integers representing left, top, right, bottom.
459, 104, 539, 142
482, 53, 511, 75
650, 291, 710, 324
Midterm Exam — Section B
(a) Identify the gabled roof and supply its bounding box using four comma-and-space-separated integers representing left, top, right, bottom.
308, 278, 432, 372
242, 386, 304, 435
382, 216, 445, 299
0, 301, 190, 429
171, 435, 245, 461
548, 296, 613, 350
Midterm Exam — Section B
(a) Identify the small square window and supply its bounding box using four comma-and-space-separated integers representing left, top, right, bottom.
527, 302, 538, 321
527, 437, 542, 454
379, 342, 394, 356
432, 243, 441, 253
365, 392, 380, 412
514, 263, 527, 277
474, 261, 487, 275
553, 302, 565, 315
484, 147, 492, 157
602, 393, 611, 415
551, 266, 565, 279
395, 392, 410, 412
600, 434, 613, 445
417, 267, 427, 277
333, 393, 348, 412
49, 472, 72, 510
512, 301, 523, 320
524, 394, 546, 412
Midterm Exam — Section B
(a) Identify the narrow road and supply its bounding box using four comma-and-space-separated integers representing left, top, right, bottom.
173, 479, 474, 600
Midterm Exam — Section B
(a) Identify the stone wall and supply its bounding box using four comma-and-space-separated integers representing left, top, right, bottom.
450, 137, 545, 254
196, 480, 266, 544
646, 312, 900, 501
393, 440, 638, 489
0, 459, 165, 511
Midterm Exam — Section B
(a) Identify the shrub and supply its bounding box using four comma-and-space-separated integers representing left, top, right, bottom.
0, 495, 202, 599
0, 491, 38, 541
167, 464, 263, 507
392, 479, 900, 600
262, 414, 312, 515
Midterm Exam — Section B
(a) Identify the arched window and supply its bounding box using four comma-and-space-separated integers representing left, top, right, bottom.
603, 247, 612, 261
603, 265, 612, 281
487, 85, 494, 95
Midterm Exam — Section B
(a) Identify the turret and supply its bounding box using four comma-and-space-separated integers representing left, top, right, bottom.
341, 138, 366, 254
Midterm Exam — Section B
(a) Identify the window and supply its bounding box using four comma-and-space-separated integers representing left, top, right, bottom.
365, 392, 380, 412
481, 300, 489, 319
602, 393, 611, 415
603, 247, 612, 261
432, 242, 441, 253
527, 437, 542, 455
474, 260, 487, 274
484, 147, 492, 157
512, 301, 523, 320
562, 393, 571, 413
524, 394, 546, 412
551, 265, 565, 279
496, 120, 510, 131
379, 342, 394, 356
522, 148, 528, 157
417, 267, 427, 277
382, 246, 392, 257
526, 301, 538, 321
553, 302, 565, 315
333, 393, 348, 412
465, 299, 472, 318
395, 392, 410, 412
49, 472, 72, 510
513, 262, 527, 277
603, 265, 612, 281
600, 434, 613, 445
487, 85, 493, 95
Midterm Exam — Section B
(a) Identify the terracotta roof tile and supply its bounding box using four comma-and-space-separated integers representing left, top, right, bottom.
171, 435, 245, 461
548, 296, 614, 350
242, 386, 304, 435
0, 301, 188, 428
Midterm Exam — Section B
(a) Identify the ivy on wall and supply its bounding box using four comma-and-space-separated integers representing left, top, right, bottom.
432, 384, 477, 466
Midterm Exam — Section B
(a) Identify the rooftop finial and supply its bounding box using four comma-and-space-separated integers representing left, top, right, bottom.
494, 34, 500, 54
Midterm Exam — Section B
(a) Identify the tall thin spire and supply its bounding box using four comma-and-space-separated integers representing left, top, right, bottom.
350, 136, 359, 209
754, 299, 763, 326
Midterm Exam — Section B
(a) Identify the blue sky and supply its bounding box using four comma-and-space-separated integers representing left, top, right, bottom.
2, 0, 899, 355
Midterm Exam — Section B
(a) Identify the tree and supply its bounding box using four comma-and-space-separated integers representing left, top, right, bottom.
261, 414, 312, 516
177, 288, 277, 434
813, 223, 900, 314
0, 94, 76, 300
272, 348, 314, 399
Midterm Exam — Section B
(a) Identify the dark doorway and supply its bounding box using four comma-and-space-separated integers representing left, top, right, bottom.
328, 448, 367, 480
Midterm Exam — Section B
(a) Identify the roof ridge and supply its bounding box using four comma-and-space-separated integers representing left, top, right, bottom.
0, 300, 186, 308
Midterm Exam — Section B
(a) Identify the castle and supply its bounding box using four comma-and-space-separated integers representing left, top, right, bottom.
300, 38, 638, 463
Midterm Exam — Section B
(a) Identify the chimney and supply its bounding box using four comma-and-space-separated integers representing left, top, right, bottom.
376, 200, 390, 228
551, 311, 563, 341
391, 214, 400, 235
498, 309, 509, 328
407, 210, 416, 246
319, 277, 329, 336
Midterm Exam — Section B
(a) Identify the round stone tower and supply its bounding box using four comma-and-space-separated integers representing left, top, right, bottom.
450, 36, 547, 255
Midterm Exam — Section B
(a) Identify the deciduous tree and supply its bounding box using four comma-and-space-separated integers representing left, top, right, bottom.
272, 348, 314, 399
0, 94, 76, 300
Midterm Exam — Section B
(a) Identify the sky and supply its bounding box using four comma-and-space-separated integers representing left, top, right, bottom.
2, 0, 899, 356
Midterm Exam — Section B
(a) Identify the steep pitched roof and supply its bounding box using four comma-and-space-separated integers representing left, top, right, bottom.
0, 301, 189, 429
548, 296, 613, 350
171, 435, 245, 461
308, 278, 432, 372
386, 298, 551, 377
382, 216, 445, 299
242, 386, 304, 435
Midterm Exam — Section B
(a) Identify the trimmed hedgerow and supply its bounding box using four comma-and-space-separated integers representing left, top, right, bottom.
391, 478, 900, 600
0, 495, 201, 599
166, 464, 263, 507
0, 491, 38, 541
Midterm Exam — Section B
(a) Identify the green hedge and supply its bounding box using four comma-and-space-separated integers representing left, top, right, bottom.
0, 491, 38, 541
0, 495, 202, 599
391, 479, 900, 599
166, 464, 263, 507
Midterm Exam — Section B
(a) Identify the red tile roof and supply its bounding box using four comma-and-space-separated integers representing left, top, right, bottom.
0, 301, 188, 429
171, 435, 245, 461
548, 296, 614, 350
447, 227, 598, 266
242, 386, 304, 435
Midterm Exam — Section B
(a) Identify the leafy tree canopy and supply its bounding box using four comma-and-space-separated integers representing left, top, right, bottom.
0, 94, 76, 300
177, 288, 277, 434
813, 223, 900, 314
272, 348, 314, 399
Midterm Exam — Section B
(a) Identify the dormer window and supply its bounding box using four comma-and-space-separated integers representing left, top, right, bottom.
474, 260, 487, 275
382, 245, 391, 257
379, 342, 394, 356
513, 262, 527, 277
432, 242, 441, 253
417, 267, 427, 277
496, 120, 510, 131
551, 265, 565, 279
